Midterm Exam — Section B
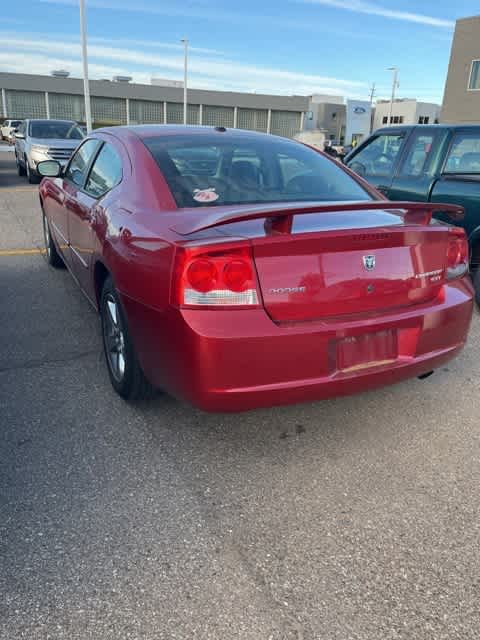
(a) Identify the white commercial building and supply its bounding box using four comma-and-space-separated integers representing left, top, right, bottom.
344, 99, 372, 146
372, 99, 440, 131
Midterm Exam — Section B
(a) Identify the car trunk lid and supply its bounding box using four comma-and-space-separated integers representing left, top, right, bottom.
172, 200, 464, 322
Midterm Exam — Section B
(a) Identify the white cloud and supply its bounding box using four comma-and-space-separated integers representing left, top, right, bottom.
0, 34, 368, 97
298, 0, 454, 28
89, 37, 224, 56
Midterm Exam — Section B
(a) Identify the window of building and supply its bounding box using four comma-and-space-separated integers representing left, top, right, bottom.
418, 116, 430, 125
468, 60, 480, 90
382, 116, 388, 124
399, 116, 404, 124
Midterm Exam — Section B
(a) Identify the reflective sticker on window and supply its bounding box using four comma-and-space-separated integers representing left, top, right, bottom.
193, 188, 219, 203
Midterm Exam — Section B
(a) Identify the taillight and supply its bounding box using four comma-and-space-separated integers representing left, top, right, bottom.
173, 243, 260, 307
446, 228, 469, 280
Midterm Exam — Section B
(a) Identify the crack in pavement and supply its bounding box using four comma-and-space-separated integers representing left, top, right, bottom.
0, 349, 100, 374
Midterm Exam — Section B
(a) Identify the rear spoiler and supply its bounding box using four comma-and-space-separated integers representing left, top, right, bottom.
171, 201, 465, 236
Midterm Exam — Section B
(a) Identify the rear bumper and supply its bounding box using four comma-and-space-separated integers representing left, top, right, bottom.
122, 278, 474, 412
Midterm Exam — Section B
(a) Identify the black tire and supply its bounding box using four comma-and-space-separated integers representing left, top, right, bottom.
473, 267, 480, 308
25, 158, 40, 184
16, 152, 26, 176
42, 212, 64, 268
100, 276, 154, 402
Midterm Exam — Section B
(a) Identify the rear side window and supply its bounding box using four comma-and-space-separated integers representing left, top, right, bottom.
65, 139, 100, 187
444, 134, 480, 173
142, 134, 371, 208
85, 143, 122, 198
399, 132, 437, 177
347, 133, 405, 177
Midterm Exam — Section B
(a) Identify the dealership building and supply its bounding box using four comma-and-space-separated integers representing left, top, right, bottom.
0, 71, 309, 139
0, 71, 377, 146
372, 99, 441, 130
442, 15, 480, 123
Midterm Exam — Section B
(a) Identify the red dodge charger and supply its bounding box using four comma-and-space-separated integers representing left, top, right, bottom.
38, 125, 473, 412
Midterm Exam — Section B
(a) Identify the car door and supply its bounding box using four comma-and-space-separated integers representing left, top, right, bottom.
51, 138, 100, 269
345, 129, 409, 197
387, 128, 448, 202
429, 129, 480, 242
68, 141, 123, 299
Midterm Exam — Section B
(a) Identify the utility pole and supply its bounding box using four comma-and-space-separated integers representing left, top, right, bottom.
79, 0, 92, 133
369, 82, 376, 133
181, 38, 188, 125
387, 67, 399, 126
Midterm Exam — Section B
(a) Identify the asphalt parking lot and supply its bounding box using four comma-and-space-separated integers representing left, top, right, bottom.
1, 144, 480, 640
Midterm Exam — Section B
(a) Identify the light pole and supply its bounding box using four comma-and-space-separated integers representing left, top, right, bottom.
181, 38, 188, 125
79, 0, 92, 132
387, 67, 399, 126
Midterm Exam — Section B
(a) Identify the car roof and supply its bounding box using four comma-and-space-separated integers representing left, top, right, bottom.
93, 124, 285, 142
375, 124, 480, 134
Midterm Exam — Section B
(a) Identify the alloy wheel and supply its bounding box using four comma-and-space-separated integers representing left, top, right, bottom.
103, 294, 126, 382
43, 215, 51, 260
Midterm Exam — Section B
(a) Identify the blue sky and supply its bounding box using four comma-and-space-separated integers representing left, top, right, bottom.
1, 1, 479, 103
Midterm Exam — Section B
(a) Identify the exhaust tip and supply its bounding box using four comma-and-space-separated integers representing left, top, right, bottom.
417, 370, 434, 380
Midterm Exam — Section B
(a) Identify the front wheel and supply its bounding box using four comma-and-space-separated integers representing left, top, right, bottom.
26, 158, 40, 184
42, 212, 64, 268
100, 277, 154, 402
16, 152, 26, 176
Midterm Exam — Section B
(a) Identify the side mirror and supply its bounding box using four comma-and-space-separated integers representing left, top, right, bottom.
37, 160, 62, 178
14, 130, 24, 139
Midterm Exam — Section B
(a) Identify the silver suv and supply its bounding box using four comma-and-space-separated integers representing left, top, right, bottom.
15, 119, 85, 183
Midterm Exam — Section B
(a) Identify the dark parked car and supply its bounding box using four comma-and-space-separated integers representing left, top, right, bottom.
37, 125, 472, 411
344, 124, 480, 302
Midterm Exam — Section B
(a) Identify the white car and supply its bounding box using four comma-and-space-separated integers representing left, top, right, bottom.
1, 119, 23, 142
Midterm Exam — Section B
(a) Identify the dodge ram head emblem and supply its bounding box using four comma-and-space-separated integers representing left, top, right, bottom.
363, 255, 376, 271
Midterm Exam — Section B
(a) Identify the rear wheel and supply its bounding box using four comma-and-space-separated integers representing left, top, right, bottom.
100, 276, 154, 402
473, 267, 480, 307
42, 212, 64, 268
471, 243, 480, 308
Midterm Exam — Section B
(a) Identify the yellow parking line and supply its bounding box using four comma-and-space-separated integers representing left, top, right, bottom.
0, 248, 45, 256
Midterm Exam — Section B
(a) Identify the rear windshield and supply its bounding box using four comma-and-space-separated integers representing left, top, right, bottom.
29, 121, 85, 140
143, 134, 371, 208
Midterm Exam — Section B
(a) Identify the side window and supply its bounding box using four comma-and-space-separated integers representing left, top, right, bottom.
84, 143, 122, 198
347, 133, 405, 177
444, 134, 480, 174
399, 132, 437, 177
64, 139, 99, 187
